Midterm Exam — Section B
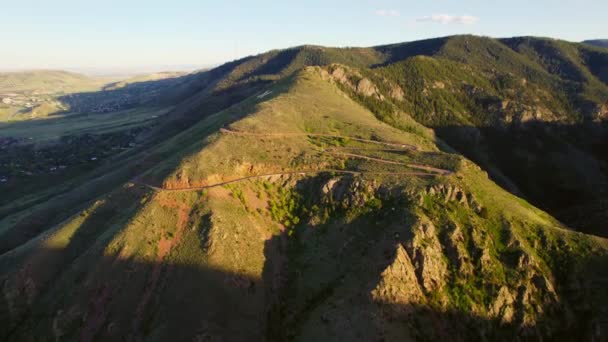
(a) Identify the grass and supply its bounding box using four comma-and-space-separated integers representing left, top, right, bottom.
0, 70, 109, 93
0, 106, 170, 143
160, 68, 441, 189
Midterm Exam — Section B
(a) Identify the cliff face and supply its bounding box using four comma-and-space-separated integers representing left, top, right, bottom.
262, 172, 606, 341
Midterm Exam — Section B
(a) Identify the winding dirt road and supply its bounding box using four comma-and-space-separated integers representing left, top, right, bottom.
133, 128, 452, 192
134, 169, 443, 192
218, 128, 419, 150
325, 150, 452, 175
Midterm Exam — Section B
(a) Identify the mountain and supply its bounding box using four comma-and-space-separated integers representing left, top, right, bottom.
584, 39, 608, 49
1, 35, 608, 340
184, 35, 608, 236
101, 71, 187, 91
356, 36, 608, 237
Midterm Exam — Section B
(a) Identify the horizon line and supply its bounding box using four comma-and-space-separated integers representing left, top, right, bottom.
1, 34, 603, 75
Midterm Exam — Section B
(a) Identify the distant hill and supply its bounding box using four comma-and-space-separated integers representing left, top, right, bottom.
103, 71, 187, 90
0, 70, 190, 121
0, 70, 106, 93
583, 39, 608, 48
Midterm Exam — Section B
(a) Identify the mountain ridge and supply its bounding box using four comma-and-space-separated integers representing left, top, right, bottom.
583, 39, 608, 49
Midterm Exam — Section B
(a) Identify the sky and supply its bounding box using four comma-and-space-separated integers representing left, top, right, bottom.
1, 0, 607, 74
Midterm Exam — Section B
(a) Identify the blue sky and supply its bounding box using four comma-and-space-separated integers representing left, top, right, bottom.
1, 0, 607, 72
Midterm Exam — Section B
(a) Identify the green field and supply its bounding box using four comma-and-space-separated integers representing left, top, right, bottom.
0, 106, 170, 143
0, 70, 109, 93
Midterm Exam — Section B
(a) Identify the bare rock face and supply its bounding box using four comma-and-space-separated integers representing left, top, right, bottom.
389, 85, 405, 101
355, 78, 377, 97
330, 66, 350, 84
491, 286, 517, 324
321, 178, 339, 195
291, 175, 571, 338
493, 99, 558, 124
516, 264, 559, 328
443, 224, 474, 276
324, 65, 384, 100
354, 78, 384, 100
420, 184, 484, 214
432, 81, 446, 89
406, 219, 448, 295
512, 105, 556, 123
595, 103, 608, 121
481, 237, 559, 329
321, 177, 376, 209
517, 106, 554, 123
372, 244, 425, 308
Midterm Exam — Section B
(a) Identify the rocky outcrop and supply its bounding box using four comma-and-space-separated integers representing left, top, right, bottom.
389, 84, 405, 101
518, 106, 555, 123
443, 223, 474, 276
432, 81, 446, 89
328, 66, 350, 84
406, 219, 448, 295
321, 177, 377, 209
594, 103, 608, 121
491, 286, 517, 324
355, 78, 377, 97
372, 244, 425, 309
419, 184, 484, 213
494, 100, 557, 124
515, 257, 559, 327
320, 65, 385, 100
317, 177, 562, 329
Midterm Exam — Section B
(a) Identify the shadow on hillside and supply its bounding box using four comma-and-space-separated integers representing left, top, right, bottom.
0, 62, 288, 337
0, 52, 272, 141
261, 175, 608, 341
2, 221, 605, 340
371, 36, 448, 67
0, 72, 280, 255
56, 75, 193, 114
1, 173, 607, 341
234, 49, 300, 83
0, 83, 278, 255
0, 177, 269, 341
0, 251, 266, 341
264, 237, 607, 340
434, 120, 608, 237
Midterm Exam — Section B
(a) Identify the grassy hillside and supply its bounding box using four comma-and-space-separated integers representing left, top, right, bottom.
2, 36, 608, 236
1, 68, 607, 341
584, 39, 608, 49
102, 71, 187, 91
0, 70, 193, 122
301, 36, 608, 236
0, 70, 106, 93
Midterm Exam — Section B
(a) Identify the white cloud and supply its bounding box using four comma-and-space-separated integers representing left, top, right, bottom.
416, 14, 479, 25
375, 9, 400, 17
